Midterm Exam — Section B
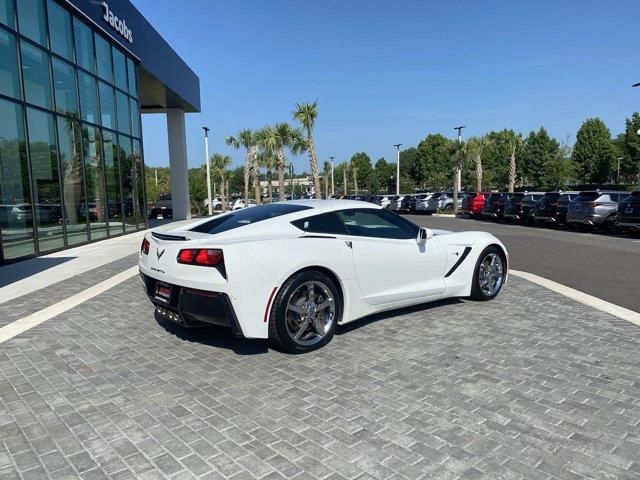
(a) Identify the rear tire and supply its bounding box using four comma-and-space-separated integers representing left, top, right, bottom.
469, 246, 506, 301
268, 270, 341, 354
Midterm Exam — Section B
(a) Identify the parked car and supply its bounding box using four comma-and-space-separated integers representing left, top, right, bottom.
533, 191, 580, 226
139, 200, 508, 353
232, 199, 257, 210
412, 193, 433, 214
388, 195, 404, 212
566, 190, 630, 231
461, 192, 489, 217
377, 195, 391, 209
503, 192, 545, 223
399, 194, 417, 213
420, 192, 463, 214
615, 191, 640, 237
481, 193, 510, 221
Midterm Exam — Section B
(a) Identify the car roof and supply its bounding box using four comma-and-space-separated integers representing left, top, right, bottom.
287, 199, 382, 212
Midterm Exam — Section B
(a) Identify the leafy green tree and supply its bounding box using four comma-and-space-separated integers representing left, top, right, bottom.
228, 167, 245, 197
374, 157, 394, 192
188, 166, 207, 214
293, 101, 321, 198
544, 140, 574, 189
520, 128, 560, 187
349, 152, 373, 192
145, 166, 170, 205
621, 112, 640, 184
572, 118, 614, 184
399, 147, 419, 180
415, 134, 454, 190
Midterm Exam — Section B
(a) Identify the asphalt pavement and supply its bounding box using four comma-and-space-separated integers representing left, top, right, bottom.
406, 214, 640, 313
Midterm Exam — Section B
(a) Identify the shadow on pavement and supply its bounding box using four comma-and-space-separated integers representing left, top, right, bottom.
154, 311, 269, 355
336, 297, 463, 335
0, 256, 74, 287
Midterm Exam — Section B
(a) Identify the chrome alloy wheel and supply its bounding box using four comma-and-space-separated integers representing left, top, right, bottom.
478, 252, 504, 296
285, 281, 336, 346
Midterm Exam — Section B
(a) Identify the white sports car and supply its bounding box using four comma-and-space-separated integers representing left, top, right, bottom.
139, 200, 508, 353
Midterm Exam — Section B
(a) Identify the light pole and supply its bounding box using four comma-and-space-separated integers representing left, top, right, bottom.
329, 156, 335, 196
617, 157, 623, 184
394, 144, 402, 195
203, 126, 212, 216
632, 83, 640, 186
453, 126, 466, 215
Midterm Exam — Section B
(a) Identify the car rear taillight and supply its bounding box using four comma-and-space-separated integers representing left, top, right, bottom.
141, 238, 150, 255
177, 248, 224, 268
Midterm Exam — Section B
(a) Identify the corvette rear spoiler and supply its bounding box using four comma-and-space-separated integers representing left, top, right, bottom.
152, 231, 189, 241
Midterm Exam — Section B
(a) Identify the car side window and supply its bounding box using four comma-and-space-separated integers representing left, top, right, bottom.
336, 208, 417, 240
291, 212, 348, 235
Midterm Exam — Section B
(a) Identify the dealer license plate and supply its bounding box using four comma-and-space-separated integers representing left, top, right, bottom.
154, 281, 172, 303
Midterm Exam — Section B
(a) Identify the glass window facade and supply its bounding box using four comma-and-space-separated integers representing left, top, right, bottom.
72, 17, 94, 73
17, 0, 46, 46
52, 57, 77, 115
0, 0, 145, 263
47, 0, 73, 60
0, 0, 15, 29
21, 40, 53, 109
0, 29, 21, 99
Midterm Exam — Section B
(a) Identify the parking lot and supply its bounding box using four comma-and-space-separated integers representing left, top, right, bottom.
406, 215, 640, 312
1, 224, 640, 480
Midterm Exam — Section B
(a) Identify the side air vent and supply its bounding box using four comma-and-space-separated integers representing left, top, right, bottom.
445, 247, 472, 277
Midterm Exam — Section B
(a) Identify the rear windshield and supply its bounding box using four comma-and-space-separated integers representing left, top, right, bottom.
190, 203, 311, 235
431, 193, 443, 199
576, 192, 601, 201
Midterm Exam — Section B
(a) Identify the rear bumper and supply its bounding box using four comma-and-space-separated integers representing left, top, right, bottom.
535, 215, 557, 223
140, 272, 244, 337
503, 212, 521, 220
615, 220, 640, 231
567, 214, 602, 225
482, 209, 498, 218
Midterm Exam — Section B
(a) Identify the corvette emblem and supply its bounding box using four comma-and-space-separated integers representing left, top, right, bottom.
156, 248, 165, 260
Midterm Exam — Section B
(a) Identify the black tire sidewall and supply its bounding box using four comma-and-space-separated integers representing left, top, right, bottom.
470, 246, 507, 301
269, 270, 341, 353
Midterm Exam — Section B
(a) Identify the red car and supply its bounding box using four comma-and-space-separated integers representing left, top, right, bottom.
461, 192, 489, 217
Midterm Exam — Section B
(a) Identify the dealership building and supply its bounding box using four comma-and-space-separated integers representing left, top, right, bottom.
0, 0, 199, 263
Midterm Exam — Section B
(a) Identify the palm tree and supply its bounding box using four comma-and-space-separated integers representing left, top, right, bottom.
258, 150, 277, 202
507, 134, 526, 193
225, 129, 260, 207
255, 123, 306, 202
467, 136, 492, 192
350, 159, 359, 195
342, 161, 350, 196
322, 160, 331, 198
211, 153, 232, 212
293, 101, 321, 199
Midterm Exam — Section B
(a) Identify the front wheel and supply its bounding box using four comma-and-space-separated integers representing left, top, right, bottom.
469, 246, 506, 301
268, 270, 341, 353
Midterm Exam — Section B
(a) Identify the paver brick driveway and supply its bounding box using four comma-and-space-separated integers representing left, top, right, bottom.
1, 274, 640, 480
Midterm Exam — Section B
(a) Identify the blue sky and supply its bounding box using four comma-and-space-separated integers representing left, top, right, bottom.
136, 0, 640, 170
